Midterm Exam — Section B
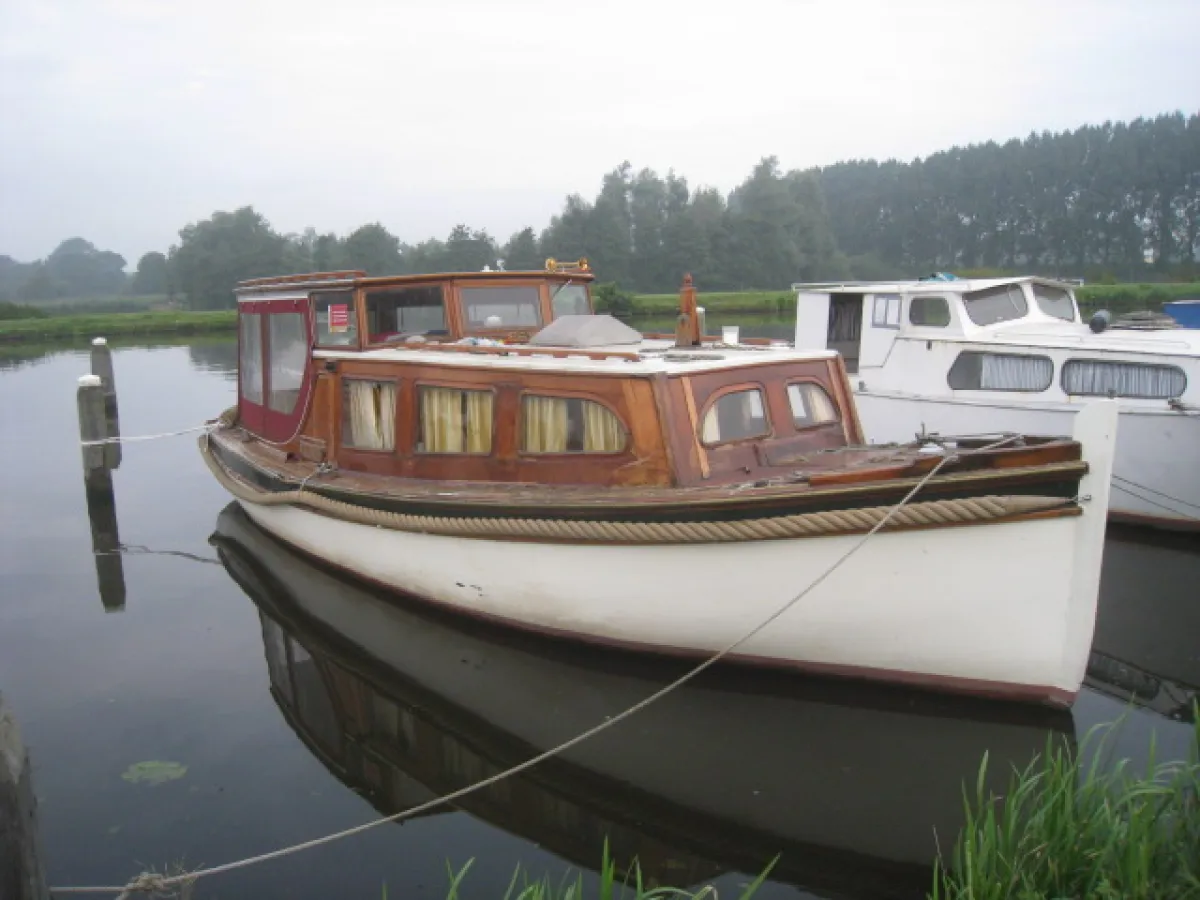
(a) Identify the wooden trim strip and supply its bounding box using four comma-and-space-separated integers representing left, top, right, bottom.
679, 377, 709, 479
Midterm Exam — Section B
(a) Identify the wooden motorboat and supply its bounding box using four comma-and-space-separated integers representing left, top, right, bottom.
200, 261, 1119, 706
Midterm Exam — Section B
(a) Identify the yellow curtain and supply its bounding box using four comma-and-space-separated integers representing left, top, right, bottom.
465, 391, 494, 453
522, 396, 568, 452
420, 387, 463, 453
582, 400, 625, 452
808, 385, 837, 423
346, 380, 395, 451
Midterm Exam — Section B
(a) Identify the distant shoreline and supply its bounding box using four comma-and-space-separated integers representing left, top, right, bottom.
0, 283, 1193, 344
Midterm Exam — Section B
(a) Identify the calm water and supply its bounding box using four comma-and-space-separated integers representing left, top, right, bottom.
0, 336, 1197, 900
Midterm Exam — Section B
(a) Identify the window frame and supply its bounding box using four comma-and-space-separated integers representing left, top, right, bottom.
871, 293, 902, 329
363, 284, 449, 348
516, 389, 630, 457
1060, 358, 1188, 400
946, 350, 1054, 393
962, 283, 1030, 326
456, 282, 546, 333
785, 379, 841, 431
413, 381, 497, 456
1031, 283, 1077, 322
340, 376, 401, 454
312, 289, 360, 349
908, 294, 951, 328
549, 282, 593, 319
237, 296, 314, 442
698, 383, 774, 447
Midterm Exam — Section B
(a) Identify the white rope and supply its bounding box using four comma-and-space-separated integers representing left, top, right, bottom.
1111, 474, 1200, 518
50, 436, 1017, 898
81, 424, 214, 446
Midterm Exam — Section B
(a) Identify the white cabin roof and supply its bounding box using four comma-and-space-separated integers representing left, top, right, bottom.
315, 337, 838, 375
791, 275, 1080, 294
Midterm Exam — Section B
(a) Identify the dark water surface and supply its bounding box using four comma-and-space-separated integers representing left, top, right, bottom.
1, 338, 1197, 900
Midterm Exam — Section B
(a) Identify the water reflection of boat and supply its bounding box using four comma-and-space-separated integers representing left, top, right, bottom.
1083, 523, 1200, 721
210, 502, 1087, 899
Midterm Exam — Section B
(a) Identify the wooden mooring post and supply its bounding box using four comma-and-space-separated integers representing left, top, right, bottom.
77, 374, 126, 612
0, 693, 49, 900
89, 338, 121, 470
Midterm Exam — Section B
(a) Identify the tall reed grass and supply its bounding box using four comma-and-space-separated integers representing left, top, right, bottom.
931, 707, 1199, 899
422, 841, 774, 900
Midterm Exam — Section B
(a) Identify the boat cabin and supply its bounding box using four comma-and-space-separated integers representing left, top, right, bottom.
230, 263, 862, 489
792, 275, 1196, 407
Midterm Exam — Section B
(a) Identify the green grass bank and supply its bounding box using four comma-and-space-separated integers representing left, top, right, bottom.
0, 309, 236, 342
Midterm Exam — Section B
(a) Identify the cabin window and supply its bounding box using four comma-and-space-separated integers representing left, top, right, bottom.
240, 313, 264, 405
520, 395, 627, 454
1061, 360, 1187, 399
871, 293, 901, 328
787, 383, 839, 428
1032, 284, 1075, 322
909, 295, 950, 327
550, 284, 590, 318
314, 291, 358, 346
963, 284, 1028, 325
418, 386, 494, 453
701, 389, 770, 444
366, 286, 447, 343
461, 286, 542, 328
288, 641, 342, 755
261, 616, 293, 704
267, 313, 308, 414
948, 351, 1053, 392
342, 379, 397, 452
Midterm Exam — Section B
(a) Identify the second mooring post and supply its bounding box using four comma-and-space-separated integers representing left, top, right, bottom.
0, 693, 50, 900
77, 375, 126, 612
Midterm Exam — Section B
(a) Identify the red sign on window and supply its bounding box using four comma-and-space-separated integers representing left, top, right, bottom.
328, 303, 350, 332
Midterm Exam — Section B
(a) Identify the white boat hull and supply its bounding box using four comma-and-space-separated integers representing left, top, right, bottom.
230, 403, 1116, 706
851, 390, 1198, 531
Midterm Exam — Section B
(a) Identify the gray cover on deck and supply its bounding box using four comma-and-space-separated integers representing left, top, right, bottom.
528, 314, 643, 348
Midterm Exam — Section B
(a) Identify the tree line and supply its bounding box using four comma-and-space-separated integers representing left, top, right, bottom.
2, 110, 1195, 309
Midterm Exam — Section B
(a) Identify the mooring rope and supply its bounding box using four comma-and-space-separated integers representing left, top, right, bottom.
1111, 474, 1200, 519
51, 435, 1029, 898
198, 439, 1074, 544
80, 423, 215, 447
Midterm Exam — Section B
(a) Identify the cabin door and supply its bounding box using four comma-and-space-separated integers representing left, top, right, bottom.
827, 294, 862, 373
238, 297, 314, 443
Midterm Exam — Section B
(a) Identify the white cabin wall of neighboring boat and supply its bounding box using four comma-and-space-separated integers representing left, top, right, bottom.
793, 291, 831, 351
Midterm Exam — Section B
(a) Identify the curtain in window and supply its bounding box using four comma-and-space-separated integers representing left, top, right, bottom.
979, 354, 1052, 391
1062, 361, 1186, 399
465, 391, 493, 453
522, 396, 569, 452
346, 380, 395, 451
582, 401, 625, 452
421, 387, 464, 453
421, 388, 493, 453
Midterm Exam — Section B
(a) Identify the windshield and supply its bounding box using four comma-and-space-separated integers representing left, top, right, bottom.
1032, 283, 1076, 321
963, 283, 1028, 325
551, 283, 591, 318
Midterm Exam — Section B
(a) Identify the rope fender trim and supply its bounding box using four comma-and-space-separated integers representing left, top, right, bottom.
200, 437, 1078, 544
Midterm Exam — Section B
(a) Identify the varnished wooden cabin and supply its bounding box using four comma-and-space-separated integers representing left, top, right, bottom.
232, 260, 862, 489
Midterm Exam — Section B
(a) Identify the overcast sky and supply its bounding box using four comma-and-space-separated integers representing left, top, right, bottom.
2, 0, 1197, 266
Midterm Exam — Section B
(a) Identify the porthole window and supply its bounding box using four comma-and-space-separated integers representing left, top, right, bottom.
787, 383, 839, 428
701, 389, 769, 444
1062, 360, 1186, 399
948, 352, 1053, 392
